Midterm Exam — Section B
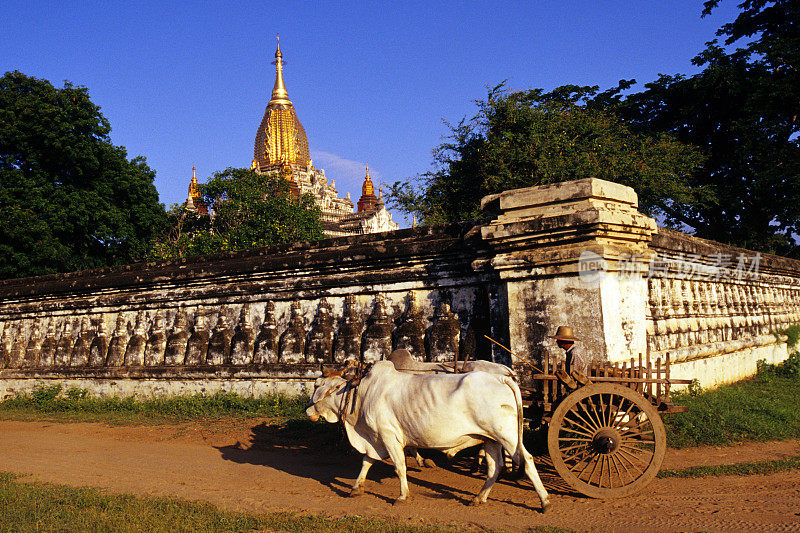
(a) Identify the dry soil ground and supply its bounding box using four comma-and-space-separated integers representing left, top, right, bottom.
1, 419, 799, 532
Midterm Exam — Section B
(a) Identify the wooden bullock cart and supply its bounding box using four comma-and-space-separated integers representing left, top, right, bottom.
509, 345, 692, 499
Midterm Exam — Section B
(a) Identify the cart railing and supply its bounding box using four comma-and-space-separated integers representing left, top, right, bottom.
522, 351, 693, 414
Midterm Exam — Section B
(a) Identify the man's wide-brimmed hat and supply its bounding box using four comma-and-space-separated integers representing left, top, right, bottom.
551, 326, 579, 341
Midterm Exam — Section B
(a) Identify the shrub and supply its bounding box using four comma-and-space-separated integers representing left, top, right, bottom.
784, 324, 800, 349
757, 351, 800, 383
666, 370, 800, 447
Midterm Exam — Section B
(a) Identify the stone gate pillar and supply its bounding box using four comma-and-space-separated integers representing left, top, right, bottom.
480, 178, 657, 370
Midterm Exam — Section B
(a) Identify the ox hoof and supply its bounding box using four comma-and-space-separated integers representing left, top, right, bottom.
468, 498, 483, 507
348, 487, 364, 497
423, 458, 436, 468
392, 497, 408, 506
540, 501, 551, 514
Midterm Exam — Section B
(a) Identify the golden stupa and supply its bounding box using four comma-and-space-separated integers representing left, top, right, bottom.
253, 39, 311, 172
357, 166, 378, 213
238, 38, 398, 236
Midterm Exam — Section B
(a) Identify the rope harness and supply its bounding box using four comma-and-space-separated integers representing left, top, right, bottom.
310, 361, 372, 421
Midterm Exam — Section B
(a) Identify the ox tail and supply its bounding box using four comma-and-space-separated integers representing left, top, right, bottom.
501, 376, 526, 471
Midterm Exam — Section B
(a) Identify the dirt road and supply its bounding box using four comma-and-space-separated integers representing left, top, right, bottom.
1, 419, 799, 532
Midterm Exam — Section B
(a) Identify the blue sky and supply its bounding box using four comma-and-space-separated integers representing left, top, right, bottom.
2, 1, 741, 226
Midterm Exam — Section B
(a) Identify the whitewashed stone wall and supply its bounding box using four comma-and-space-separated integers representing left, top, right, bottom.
1, 178, 797, 397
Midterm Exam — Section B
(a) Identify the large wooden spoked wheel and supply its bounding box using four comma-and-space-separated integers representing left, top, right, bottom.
547, 383, 666, 498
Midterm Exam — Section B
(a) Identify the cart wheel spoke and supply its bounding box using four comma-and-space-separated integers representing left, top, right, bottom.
615, 448, 646, 475
609, 453, 625, 486
560, 440, 591, 453
606, 393, 620, 427
564, 409, 599, 431
561, 417, 598, 438
582, 453, 602, 483
616, 449, 651, 473
569, 405, 601, 434
558, 437, 593, 444
587, 398, 605, 430
620, 425, 656, 438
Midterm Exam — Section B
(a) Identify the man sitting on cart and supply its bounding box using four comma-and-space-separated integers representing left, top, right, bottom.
552, 326, 585, 375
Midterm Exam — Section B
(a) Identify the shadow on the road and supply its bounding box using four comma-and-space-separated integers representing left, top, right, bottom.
215, 420, 578, 505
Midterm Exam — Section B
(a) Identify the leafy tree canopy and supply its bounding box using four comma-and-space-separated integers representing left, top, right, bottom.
0, 71, 166, 279
388, 84, 706, 225
615, 0, 800, 255
391, 1, 800, 256
150, 168, 325, 259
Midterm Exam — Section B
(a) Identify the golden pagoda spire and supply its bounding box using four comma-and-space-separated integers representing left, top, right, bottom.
357, 166, 378, 212
187, 165, 208, 215
362, 166, 374, 196
188, 165, 199, 197
269, 34, 291, 106
254, 37, 310, 172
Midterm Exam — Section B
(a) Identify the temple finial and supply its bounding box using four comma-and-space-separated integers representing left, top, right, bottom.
269, 35, 290, 105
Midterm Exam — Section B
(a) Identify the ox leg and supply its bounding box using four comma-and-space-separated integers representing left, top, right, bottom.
409, 447, 428, 468
471, 446, 486, 473
385, 442, 410, 504
350, 455, 376, 497
470, 441, 502, 505
520, 449, 551, 513
495, 434, 551, 512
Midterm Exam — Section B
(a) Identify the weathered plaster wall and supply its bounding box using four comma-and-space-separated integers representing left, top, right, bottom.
480, 178, 659, 372
645, 228, 800, 387
1, 178, 798, 397
0, 225, 501, 398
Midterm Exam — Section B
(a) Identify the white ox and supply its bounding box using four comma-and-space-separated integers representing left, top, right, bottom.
387, 348, 516, 467
306, 360, 550, 511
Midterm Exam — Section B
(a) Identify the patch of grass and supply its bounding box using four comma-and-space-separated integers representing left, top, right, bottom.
0, 472, 473, 533
657, 456, 800, 479
0, 385, 309, 424
664, 352, 800, 448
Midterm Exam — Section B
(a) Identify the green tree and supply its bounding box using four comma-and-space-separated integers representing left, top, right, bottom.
389, 84, 705, 225
149, 202, 213, 260
0, 71, 166, 279
392, 2, 800, 257
615, 0, 800, 255
150, 168, 325, 259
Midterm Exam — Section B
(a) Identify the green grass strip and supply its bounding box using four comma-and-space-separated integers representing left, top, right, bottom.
0, 472, 474, 533
663, 374, 800, 448
657, 456, 800, 479
0, 385, 309, 424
